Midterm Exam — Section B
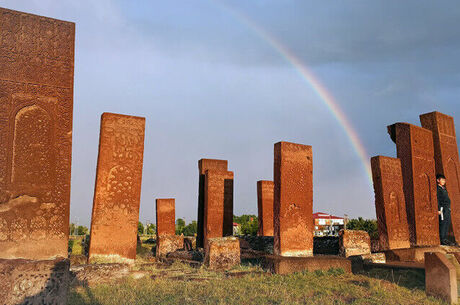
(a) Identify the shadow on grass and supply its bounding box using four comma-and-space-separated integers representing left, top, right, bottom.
359, 267, 425, 290
68, 285, 103, 305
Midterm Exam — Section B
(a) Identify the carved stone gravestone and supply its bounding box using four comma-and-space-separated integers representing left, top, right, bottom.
257, 180, 274, 236
371, 156, 410, 250
88, 113, 145, 264
274, 142, 313, 257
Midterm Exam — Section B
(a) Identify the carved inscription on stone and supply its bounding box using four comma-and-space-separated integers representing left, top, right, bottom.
421, 111, 460, 241
274, 142, 313, 257
156, 198, 176, 237
0, 8, 74, 259
88, 113, 145, 263
371, 156, 410, 250
203, 170, 234, 249
387, 123, 439, 246
257, 180, 274, 236
197, 159, 228, 248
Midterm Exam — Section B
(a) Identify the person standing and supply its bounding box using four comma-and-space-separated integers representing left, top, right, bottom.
437, 174, 453, 245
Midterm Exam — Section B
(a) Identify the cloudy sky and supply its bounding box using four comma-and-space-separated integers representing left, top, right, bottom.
2, 1, 459, 227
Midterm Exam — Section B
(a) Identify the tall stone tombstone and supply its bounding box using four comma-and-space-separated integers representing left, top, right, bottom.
156, 198, 175, 237
387, 123, 439, 246
420, 111, 460, 240
197, 159, 228, 248
203, 169, 234, 248
273, 141, 313, 257
257, 180, 274, 236
371, 156, 410, 250
88, 113, 145, 263
0, 7, 75, 260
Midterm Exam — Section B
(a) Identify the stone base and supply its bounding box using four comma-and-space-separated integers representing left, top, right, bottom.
204, 237, 240, 270
339, 230, 371, 257
385, 246, 460, 263
70, 263, 130, 286
361, 253, 386, 264
264, 255, 352, 275
0, 258, 70, 305
156, 235, 184, 258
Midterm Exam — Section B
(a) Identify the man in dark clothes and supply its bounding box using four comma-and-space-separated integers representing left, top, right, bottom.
437, 174, 453, 245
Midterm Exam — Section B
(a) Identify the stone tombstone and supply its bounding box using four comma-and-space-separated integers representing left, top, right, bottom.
421, 111, 460, 241
204, 237, 240, 270
339, 230, 371, 257
257, 180, 274, 236
197, 159, 228, 248
388, 123, 439, 246
156, 198, 175, 237
203, 169, 234, 249
0, 8, 75, 260
88, 113, 145, 263
371, 156, 410, 250
274, 141, 313, 257
0, 258, 70, 305
425, 252, 458, 304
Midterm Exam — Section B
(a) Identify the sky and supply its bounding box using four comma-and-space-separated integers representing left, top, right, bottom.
2, 1, 459, 227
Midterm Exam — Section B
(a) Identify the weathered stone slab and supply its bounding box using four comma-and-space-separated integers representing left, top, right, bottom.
204, 237, 240, 270
371, 156, 411, 250
156, 198, 175, 237
421, 111, 460, 241
274, 142, 313, 257
88, 113, 145, 264
339, 230, 371, 257
0, 258, 70, 305
203, 169, 234, 248
0, 8, 75, 260
156, 235, 184, 258
388, 123, 439, 246
264, 255, 352, 275
197, 159, 228, 248
425, 252, 458, 304
257, 180, 274, 236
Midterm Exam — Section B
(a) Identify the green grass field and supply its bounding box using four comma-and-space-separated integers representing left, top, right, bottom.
69, 263, 446, 305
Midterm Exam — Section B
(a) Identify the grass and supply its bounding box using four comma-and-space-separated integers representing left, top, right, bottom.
69, 265, 446, 305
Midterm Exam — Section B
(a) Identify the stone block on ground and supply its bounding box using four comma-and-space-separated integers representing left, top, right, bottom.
264, 255, 352, 275
204, 237, 240, 270
425, 252, 458, 304
339, 230, 371, 257
156, 235, 184, 258
361, 253, 386, 264
0, 258, 70, 305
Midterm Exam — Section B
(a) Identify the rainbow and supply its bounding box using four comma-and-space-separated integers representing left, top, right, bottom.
210, 0, 373, 185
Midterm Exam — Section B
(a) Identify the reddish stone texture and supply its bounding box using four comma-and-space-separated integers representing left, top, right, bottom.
204, 237, 240, 270
0, 258, 70, 305
265, 255, 352, 275
156, 235, 184, 258
421, 111, 460, 241
203, 169, 234, 249
88, 113, 145, 263
257, 180, 274, 236
274, 142, 313, 257
156, 198, 175, 237
339, 230, 371, 257
425, 252, 458, 304
388, 123, 439, 246
0, 8, 75, 260
197, 159, 228, 248
371, 156, 411, 250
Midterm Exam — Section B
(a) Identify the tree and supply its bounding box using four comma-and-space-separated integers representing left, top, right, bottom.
138, 221, 144, 235
182, 221, 197, 236
77, 225, 88, 236
175, 218, 186, 235
233, 214, 258, 236
146, 223, 156, 235
346, 217, 378, 239
69, 223, 76, 235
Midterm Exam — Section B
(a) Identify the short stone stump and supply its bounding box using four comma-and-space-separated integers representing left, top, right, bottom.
425, 252, 458, 304
204, 237, 240, 270
264, 255, 352, 275
339, 230, 371, 257
0, 258, 70, 305
156, 235, 184, 258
